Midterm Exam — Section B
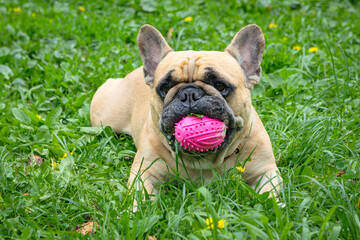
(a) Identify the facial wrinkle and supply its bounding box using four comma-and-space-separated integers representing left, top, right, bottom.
179, 58, 188, 81
188, 57, 196, 82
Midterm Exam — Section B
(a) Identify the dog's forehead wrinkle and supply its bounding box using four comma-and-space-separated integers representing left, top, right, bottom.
176, 56, 198, 82
188, 57, 197, 82
159, 51, 239, 84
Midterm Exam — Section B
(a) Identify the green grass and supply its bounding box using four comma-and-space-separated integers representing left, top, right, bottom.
0, 0, 359, 239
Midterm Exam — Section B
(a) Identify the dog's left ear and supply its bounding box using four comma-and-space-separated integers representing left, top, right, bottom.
225, 24, 265, 90
137, 25, 173, 87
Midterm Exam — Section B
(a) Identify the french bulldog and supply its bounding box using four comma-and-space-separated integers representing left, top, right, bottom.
90, 24, 282, 203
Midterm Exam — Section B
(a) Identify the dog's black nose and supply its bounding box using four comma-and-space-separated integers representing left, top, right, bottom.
178, 85, 205, 107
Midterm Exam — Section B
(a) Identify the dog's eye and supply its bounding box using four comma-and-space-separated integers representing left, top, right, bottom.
214, 82, 228, 93
214, 82, 226, 92
213, 82, 232, 97
159, 83, 171, 99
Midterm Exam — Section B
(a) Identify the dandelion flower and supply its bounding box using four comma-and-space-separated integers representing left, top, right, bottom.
269, 23, 277, 28
218, 219, 228, 229
13, 8, 22, 13
236, 166, 245, 173
79, 6, 85, 12
308, 47, 318, 53
36, 114, 43, 120
49, 19, 53, 23
206, 218, 214, 229
206, 218, 228, 229
184, 16, 193, 22
293, 45, 301, 51
31, 13, 36, 17
282, 37, 287, 41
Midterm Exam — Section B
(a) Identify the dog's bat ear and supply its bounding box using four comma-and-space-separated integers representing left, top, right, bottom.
137, 25, 173, 87
225, 24, 265, 90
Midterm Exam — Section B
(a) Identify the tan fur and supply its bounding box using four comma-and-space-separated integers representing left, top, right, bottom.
90, 25, 282, 205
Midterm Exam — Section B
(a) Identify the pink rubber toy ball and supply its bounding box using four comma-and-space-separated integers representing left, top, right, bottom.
174, 116, 227, 152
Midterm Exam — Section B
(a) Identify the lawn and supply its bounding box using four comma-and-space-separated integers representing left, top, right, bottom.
0, 0, 359, 239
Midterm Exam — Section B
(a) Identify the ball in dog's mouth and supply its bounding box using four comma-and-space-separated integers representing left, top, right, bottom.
173, 116, 227, 152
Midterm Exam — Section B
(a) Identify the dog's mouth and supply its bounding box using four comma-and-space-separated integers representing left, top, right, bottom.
162, 114, 237, 155
171, 130, 232, 156
159, 86, 239, 155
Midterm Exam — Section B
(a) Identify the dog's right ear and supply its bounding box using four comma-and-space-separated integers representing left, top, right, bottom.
137, 25, 173, 87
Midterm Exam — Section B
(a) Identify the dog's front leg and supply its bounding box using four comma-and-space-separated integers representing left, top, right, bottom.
127, 149, 169, 210
252, 167, 282, 195
244, 159, 282, 197
128, 157, 159, 200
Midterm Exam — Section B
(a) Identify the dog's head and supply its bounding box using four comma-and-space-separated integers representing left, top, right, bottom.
137, 24, 265, 160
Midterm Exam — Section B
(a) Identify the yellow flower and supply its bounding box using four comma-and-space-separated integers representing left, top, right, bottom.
49, 19, 53, 23
282, 37, 287, 41
184, 16, 193, 22
60, 152, 67, 160
236, 166, 245, 173
269, 23, 277, 28
13, 8, 22, 13
293, 45, 301, 51
308, 47, 318, 53
217, 219, 228, 229
36, 114, 43, 120
70, 152, 74, 155
206, 218, 228, 229
79, 6, 85, 12
31, 13, 36, 17
206, 218, 214, 229
52, 161, 60, 169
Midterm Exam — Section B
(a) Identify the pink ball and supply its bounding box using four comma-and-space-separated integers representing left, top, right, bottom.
173, 116, 227, 152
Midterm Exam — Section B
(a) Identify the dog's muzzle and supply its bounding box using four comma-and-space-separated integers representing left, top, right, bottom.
159, 84, 237, 152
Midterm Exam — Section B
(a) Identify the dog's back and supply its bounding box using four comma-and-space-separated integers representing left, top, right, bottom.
90, 67, 151, 144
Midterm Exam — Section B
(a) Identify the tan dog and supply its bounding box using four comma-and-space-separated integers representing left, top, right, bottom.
90, 24, 282, 202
